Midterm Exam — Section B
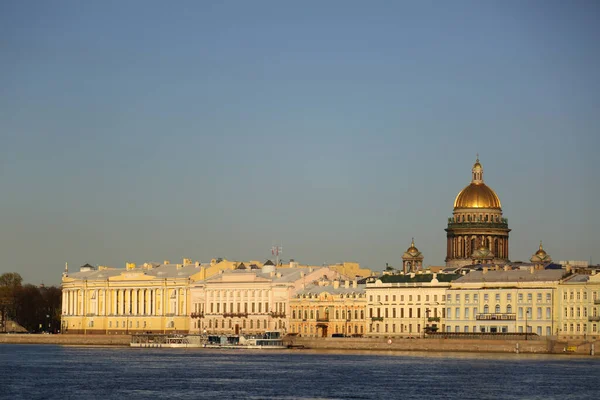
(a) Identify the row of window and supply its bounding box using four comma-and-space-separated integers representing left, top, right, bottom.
290, 324, 364, 335
563, 323, 598, 333
291, 309, 365, 320
207, 302, 274, 314
369, 307, 443, 319
563, 307, 599, 318
369, 323, 423, 333
206, 290, 270, 298
562, 290, 599, 301
448, 292, 552, 304
369, 294, 444, 303
447, 306, 552, 320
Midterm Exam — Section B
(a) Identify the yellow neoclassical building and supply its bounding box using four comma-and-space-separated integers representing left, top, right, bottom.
445, 267, 565, 336
557, 271, 600, 340
61, 258, 248, 334
365, 273, 457, 337
289, 279, 366, 337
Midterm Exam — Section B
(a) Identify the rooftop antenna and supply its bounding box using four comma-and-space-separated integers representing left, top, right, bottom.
271, 243, 282, 266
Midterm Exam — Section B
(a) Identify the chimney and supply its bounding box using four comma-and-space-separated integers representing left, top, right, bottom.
333, 280, 340, 289
344, 280, 349, 289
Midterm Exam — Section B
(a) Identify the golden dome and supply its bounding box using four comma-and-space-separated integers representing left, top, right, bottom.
454, 183, 502, 209
453, 156, 502, 209
406, 238, 420, 255
535, 241, 547, 257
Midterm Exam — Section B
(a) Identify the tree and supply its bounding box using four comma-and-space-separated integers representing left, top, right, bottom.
0, 273, 23, 332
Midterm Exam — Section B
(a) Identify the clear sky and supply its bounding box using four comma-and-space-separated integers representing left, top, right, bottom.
1, 1, 599, 285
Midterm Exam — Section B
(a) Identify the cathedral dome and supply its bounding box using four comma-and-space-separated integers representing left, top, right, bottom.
454, 183, 502, 209
453, 157, 502, 210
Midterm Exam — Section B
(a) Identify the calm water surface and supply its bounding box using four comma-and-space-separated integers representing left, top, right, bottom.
1, 345, 599, 399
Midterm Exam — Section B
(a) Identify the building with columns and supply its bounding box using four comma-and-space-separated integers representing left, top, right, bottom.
61, 260, 206, 334
445, 157, 510, 268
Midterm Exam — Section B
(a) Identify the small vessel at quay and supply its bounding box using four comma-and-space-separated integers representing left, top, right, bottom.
130, 331, 287, 349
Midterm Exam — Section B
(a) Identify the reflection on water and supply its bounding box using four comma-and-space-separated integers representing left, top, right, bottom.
1, 344, 599, 399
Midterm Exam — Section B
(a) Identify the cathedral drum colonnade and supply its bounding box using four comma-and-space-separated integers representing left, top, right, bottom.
445, 157, 511, 268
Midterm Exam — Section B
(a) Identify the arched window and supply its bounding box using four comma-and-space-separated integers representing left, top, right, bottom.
507, 305, 512, 314
495, 304, 500, 313
484, 305, 489, 314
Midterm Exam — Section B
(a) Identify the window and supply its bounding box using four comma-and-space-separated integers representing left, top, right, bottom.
546, 293, 551, 302
484, 294, 489, 302
484, 305, 489, 314
507, 294, 512, 302
495, 304, 500, 313
473, 308, 478, 318
426, 295, 429, 302
527, 294, 532, 303
518, 294, 523, 302
495, 294, 500, 302
385, 295, 388, 302
518, 308, 523, 318
464, 326, 469, 333
537, 293, 542, 302
409, 295, 413, 302
447, 308, 451, 319
401, 295, 404, 301
456, 294, 460, 302
537, 307, 542, 319
473, 294, 478, 302
465, 294, 470, 303
507, 305, 512, 314
392, 295, 396, 301
464, 307, 469, 319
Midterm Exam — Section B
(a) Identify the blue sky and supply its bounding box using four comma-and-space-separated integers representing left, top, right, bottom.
1, 1, 599, 285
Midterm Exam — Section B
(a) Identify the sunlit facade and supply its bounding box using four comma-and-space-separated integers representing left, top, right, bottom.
289, 280, 366, 337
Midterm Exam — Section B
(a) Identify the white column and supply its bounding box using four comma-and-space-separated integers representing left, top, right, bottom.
132, 290, 138, 315
183, 289, 187, 316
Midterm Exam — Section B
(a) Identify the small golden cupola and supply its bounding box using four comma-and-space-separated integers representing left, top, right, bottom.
530, 241, 552, 264
402, 238, 424, 274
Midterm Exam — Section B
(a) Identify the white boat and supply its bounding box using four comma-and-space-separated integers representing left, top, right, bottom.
130, 331, 287, 349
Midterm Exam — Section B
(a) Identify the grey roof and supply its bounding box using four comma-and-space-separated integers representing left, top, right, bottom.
65, 263, 205, 281
453, 269, 565, 283
204, 266, 333, 284
562, 274, 590, 284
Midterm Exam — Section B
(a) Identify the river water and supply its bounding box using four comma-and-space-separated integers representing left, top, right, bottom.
1, 345, 598, 399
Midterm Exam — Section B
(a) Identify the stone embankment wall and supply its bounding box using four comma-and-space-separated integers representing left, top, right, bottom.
0, 334, 131, 346
285, 337, 600, 355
